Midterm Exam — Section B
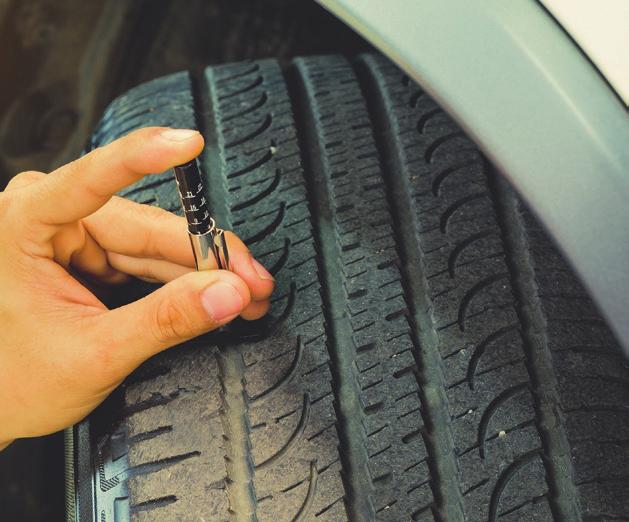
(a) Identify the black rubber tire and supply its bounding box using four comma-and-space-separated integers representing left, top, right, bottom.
66, 55, 629, 522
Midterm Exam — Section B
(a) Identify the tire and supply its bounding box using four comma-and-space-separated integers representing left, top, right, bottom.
66, 55, 629, 522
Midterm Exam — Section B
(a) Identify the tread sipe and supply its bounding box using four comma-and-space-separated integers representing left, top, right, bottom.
67, 54, 629, 522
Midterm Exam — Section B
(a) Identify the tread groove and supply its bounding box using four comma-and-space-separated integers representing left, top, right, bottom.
489, 173, 582, 520
196, 67, 258, 521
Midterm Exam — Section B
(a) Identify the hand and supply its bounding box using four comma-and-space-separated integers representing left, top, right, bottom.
0, 127, 275, 450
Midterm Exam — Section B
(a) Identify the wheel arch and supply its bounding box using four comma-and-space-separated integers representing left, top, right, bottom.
318, 0, 629, 353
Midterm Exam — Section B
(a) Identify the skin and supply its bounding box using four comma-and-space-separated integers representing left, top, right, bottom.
0, 127, 274, 450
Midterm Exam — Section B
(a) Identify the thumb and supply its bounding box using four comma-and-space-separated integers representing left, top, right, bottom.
94, 270, 250, 370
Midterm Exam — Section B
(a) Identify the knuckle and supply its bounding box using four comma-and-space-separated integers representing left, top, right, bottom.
2, 172, 45, 221
0, 193, 10, 220
138, 261, 162, 283
135, 203, 172, 254
153, 297, 193, 344
5, 170, 44, 190
136, 201, 169, 219
73, 148, 98, 171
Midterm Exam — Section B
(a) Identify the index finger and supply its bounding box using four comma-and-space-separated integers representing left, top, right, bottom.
24, 127, 204, 227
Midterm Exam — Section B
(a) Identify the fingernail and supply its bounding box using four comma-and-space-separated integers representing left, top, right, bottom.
200, 282, 244, 322
160, 128, 200, 142
251, 256, 274, 281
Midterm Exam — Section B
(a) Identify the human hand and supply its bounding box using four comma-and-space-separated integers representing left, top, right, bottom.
0, 127, 274, 450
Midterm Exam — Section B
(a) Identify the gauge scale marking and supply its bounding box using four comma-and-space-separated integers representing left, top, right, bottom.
174, 160, 230, 271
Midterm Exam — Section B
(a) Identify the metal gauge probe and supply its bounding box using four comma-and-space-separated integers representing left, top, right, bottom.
173, 160, 230, 271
